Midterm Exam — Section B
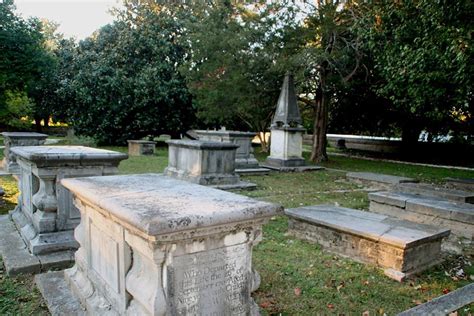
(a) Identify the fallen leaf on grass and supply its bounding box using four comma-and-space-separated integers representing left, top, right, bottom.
259, 301, 272, 309
442, 288, 450, 294
412, 300, 423, 305
362, 311, 370, 316
294, 287, 301, 296
327, 303, 335, 309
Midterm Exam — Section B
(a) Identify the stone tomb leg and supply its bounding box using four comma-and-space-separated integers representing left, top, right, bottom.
1, 132, 48, 174
57, 174, 282, 315
10, 146, 128, 256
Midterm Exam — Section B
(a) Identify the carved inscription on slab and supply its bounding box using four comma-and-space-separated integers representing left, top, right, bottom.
168, 243, 250, 316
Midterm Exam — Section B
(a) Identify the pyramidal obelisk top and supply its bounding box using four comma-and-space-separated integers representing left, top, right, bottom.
271, 73, 302, 128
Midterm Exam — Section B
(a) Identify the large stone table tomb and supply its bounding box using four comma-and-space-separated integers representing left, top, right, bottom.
40, 173, 283, 315
10, 146, 127, 257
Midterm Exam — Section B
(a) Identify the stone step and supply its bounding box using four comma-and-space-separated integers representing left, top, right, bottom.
395, 182, 474, 204
346, 172, 418, 189
368, 192, 474, 254
285, 205, 449, 281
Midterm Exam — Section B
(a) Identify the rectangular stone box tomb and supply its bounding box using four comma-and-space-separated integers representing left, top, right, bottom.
164, 139, 257, 189
195, 130, 261, 169
61, 174, 282, 315
10, 146, 128, 255
127, 140, 156, 156
285, 205, 450, 281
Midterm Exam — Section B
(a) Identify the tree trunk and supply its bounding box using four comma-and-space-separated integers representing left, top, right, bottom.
310, 77, 329, 163
257, 132, 268, 153
34, 117, 42, 132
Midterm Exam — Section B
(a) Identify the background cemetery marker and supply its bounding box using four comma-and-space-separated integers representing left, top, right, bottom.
1, 132, 48, 174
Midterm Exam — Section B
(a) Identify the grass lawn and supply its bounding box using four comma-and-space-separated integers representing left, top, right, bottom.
0, 145, 473, 315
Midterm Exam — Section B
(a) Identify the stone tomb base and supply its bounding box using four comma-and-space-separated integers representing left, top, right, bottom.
285, 205, 450, 281
0, 215, 74, 276
261, 158, 324, 172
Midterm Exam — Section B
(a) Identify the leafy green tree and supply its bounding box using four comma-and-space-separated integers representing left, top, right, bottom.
359, 0, 474, 144
61, 3, 193, 144
181, 1, 300, 151
0, 0, 47, 128
292, 1, 366, 162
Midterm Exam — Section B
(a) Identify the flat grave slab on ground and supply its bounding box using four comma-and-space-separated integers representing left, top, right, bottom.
346, 172, 418, 189
285, 205, 449, 281
0, 215, 74, 275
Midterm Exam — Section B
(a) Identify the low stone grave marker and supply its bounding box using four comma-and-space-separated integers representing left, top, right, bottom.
1, 132, 48, 173
2, 146, 127, 274
35, 174, 282, 315
286, 205, 449, 281
395, 182, 474, 204
369, 191, 474, 254
127, 139, 156, 156
164, 139, 256, 190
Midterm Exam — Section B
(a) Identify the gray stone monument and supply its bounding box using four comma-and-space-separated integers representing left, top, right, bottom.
195, 129, 270, 175
263, 74, 322, 172
10, 146, 127, 257
35, 174, 282, 315
127, 140, 156, 156
1, 132, 48, 173
164, 139, 256, 190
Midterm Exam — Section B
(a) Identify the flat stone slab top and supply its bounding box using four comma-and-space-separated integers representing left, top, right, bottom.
35, 271, 85, 316
195, 130, 257, 138
397, 282, 474, 316
396, 182, 474, 204
166, 139, 240, 150
62, 173, 279, 237
261, 163, 324, 172
11, 145, 128, 166
0, 215, 74, 276
1, 131, 48, 139
347, 172, 418, 186
285, 205, 449, 281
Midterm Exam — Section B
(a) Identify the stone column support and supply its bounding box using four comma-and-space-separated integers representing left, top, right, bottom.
32, 174, 57, 213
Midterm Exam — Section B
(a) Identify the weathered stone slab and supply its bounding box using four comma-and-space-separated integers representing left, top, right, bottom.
0, 215, 74, 275
127, 140, 156, 156
285, 205, 449, 281
396, 182, 474, 204
369, 191, 474, 254
35, 271, 85, 316
1, 132, 48, 173
60, 174, 282, 315
164, 139, 256, 189
347, 172, 418, 189
445, 177, 474, 192
11, 146, 127, 255
397, 282, 474, 316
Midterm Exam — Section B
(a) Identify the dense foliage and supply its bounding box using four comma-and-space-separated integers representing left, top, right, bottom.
1, 0, 472, 155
